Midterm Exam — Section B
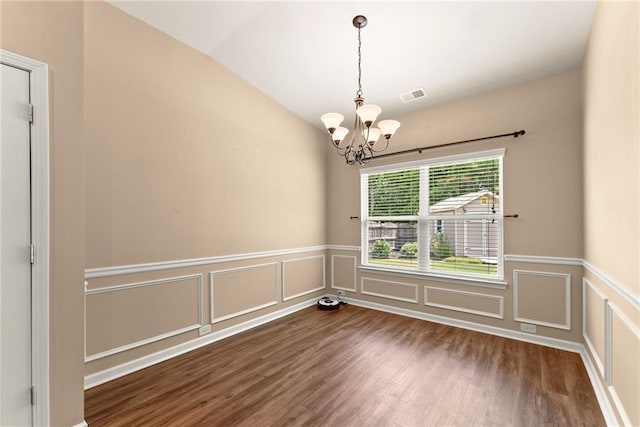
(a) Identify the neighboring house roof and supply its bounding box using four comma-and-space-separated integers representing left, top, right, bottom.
429, 190, 499, 213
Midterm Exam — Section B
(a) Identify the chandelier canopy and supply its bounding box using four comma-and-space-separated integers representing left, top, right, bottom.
321, 15, 401, 165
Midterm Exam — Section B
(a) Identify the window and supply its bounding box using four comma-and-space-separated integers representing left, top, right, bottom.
360, 149, 504, 280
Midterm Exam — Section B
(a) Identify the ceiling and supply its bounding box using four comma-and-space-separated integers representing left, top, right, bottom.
108, 1, 596, 130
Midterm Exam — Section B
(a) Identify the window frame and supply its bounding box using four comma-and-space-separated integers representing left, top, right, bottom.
360, 148, 505, 282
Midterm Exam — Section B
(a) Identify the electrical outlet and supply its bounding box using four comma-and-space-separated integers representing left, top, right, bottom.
520, 323, 537, 334
336, 290, 346, 296
198, 325, 212, 336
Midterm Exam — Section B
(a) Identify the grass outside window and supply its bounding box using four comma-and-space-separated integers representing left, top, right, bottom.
368, 258, 498, 275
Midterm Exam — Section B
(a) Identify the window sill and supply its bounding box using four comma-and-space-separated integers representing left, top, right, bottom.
358, 265, 508, 290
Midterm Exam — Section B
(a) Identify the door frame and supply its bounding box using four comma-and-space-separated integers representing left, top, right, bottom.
1, 49, 50, 426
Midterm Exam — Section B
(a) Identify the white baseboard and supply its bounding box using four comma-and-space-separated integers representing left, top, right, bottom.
579, 348, 618, 427
84, 297, 318, 389
72, 421, 88, 427
344, 296, 619, 426
344, 296, 583, 353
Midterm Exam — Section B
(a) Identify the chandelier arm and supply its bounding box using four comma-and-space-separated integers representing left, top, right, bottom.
334, 145, 350, 156
363, 144, 374, 161
368, 137, 391, 153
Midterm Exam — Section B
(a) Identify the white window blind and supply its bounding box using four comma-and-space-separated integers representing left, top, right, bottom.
361, 150, 504, 280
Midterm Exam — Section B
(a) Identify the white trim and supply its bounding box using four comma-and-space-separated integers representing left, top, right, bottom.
608, 385, 633, 427
209, 263, 278, 324
505, 256, 639, 310
345, 296, 583, 352
361, 277, 419, 304
359, 148, 506, 175
331, 255, 357, 292
84, 274, 204, 362
1, 49, 50, 426
327, 245, 360, 252
358, 265, 508, 289
608, 304, 640, 424
281, 255, 326, 302
583, 260, 640, 311
604, 301, 612, 386
211, 302, 278, 324
72, 421, 88, 427
84, 297, 318, 389
424, 286, 504, 319
513, 269, 571, 330
605, 301, 639, 427
85, 325, 201, 363
578, 348, 618, 427
582, 278, 607, 378
85, 245, 327, 279
504, 254, 583, 266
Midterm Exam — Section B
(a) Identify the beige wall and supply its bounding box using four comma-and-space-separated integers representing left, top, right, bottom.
1, 2, 86, 426
584, 0, 639, 296
328, 69, 585, 342
582, 1, 640, 425
85, 2, 327, 268
83, 1, 328, 381
2, 0, 637, 423
329, 70, 584, 258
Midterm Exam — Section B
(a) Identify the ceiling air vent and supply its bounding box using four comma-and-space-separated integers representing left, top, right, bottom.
399, 88, 426, 103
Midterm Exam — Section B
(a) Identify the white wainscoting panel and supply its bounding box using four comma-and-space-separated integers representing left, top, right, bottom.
209, 263, 278, 324
513, 269, 571, 330
582, 278, 608, 378
85, 274, 203, 362
607, 302, 640, 427
331, 255, 357, 292
282, 255, 325, 301
361, 277, 418, 304
85, 297, 319, 389
424, 286, 504, 319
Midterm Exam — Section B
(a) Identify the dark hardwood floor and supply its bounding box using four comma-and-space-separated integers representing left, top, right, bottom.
85, 304, 605, 426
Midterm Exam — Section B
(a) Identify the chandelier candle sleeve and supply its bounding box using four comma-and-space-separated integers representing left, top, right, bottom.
320, 15, 401, 165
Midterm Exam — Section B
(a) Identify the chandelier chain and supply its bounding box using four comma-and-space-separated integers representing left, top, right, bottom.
357, 26, 363, 98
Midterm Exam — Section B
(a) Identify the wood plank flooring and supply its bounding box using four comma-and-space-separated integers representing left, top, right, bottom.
85, 304, 605, 426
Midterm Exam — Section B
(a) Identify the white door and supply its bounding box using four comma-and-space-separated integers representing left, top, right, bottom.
1, 63, 33, 426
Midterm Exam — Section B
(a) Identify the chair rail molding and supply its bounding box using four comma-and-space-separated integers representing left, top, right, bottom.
85, 245, 328, 278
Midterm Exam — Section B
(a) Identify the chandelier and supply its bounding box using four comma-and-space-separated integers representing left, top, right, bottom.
321, 15, 401, 165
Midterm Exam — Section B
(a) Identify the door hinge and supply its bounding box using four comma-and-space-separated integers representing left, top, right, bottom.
30, 244, 35, 264
28, 104, 34, 123
30, 386, 35, 405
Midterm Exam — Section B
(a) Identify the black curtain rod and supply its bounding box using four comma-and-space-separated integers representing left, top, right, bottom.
370, 129, 526, 161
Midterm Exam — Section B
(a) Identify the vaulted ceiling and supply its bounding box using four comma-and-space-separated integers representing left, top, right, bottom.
108, 1, 596, 129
